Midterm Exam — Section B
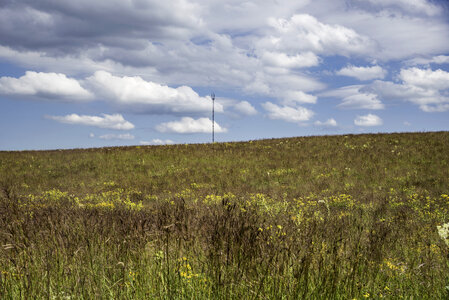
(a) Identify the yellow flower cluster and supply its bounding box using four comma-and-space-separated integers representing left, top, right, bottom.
178, 257, 201, 281
382, 258, 407, 274
23, 188, 143, 211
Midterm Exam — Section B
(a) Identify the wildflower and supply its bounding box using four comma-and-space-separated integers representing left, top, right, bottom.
383, 258, 406, 273
430, 244, 440, 254
363, 292, 370, 298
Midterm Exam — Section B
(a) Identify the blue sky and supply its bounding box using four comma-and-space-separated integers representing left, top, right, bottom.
1, 0, 449, 150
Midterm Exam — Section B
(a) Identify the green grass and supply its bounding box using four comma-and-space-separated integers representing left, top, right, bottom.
1, 131, 449, 299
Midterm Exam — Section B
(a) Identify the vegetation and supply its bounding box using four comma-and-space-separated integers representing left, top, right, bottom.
1, 131, 449, 299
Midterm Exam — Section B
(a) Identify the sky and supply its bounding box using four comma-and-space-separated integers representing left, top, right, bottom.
1, 0, 449, 150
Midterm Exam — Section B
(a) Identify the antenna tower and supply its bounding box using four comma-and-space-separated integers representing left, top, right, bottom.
211, 92, 215, 143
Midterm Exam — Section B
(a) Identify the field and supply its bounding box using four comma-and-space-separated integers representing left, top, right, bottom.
1, 131, 449, 299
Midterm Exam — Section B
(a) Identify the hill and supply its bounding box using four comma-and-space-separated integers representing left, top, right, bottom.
1, 132, 449, 298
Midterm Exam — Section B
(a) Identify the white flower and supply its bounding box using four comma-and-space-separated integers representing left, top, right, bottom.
437, 223, 449, 247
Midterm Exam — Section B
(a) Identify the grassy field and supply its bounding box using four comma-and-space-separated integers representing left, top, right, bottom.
1, 131, 449, 299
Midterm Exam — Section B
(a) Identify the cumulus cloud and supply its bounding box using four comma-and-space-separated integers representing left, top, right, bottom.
212, 97, 258, 117
233, 101, 258, 116
197, 0, 310, 34
1, 0, 448, 130
336, 65, 386, 81
99, 133, 135, 140
260, 51, 320, 69
399, 68, 449, 91
314, 118, 337, 127
0, 2, 372, 108
320, 85, 384, 110
86, 71, 222, 115
317, 2, 449, 61
47, 113, 134, 130
354, 114, 383, 126
0, 71, 92, 100
281, 91, 317, 105
260, 14, 377, 57
156, 117, 227, 133
0, 70, 230, 116
368, 67, 449, 112
0, 1, 448, 84
140, 139, 174, 145
262, 102, 314, 123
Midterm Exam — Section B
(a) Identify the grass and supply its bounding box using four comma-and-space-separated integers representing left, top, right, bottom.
1, 131, 449, 299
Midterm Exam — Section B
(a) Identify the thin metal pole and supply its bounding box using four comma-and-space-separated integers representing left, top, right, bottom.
211, 92, 215, 143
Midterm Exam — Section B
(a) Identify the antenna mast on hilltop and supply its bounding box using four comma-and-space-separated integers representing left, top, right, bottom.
211, 92, 215, 143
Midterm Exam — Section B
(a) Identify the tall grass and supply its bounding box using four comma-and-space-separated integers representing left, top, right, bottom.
1, 132, 449, 298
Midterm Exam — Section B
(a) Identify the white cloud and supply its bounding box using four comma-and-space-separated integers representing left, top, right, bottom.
354, 114, 383, 126
86, 71, 222, 115
243, 71, 325, 102
244, 75, 271, 95
0, 45, 126, 77
261, 14, 376, 57
406, 55, 449, 66
0, 71, 92, 100
0, 6, 329, 107
89, 133, 95, 138
197, 0, 310, 34
336, 65, 386, 81
47, 113, 135, 130
0, 69, 231, 117
314, 118, 337, 127
99, 133, 135, 140
315, 4, 449, 61
0, 0, 448, 127
281, 91, 317, 105
369, 67, 449, 112
425, 55, 449, 65
420, 104, 449, 113
369, 80, 434, 103
262, 102, 314, 123
140, 139, 174, 145
260, 51, 320, 69
213, 97, 258, 117
156, 117, 227, 133
338, 93, 384, 110
233, 101, 258, 116
399, 68, 449, 91
320, 85, 363, 99
320, 85, 384, 110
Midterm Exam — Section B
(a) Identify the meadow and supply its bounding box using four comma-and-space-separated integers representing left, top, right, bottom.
1, 131, 449, 299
